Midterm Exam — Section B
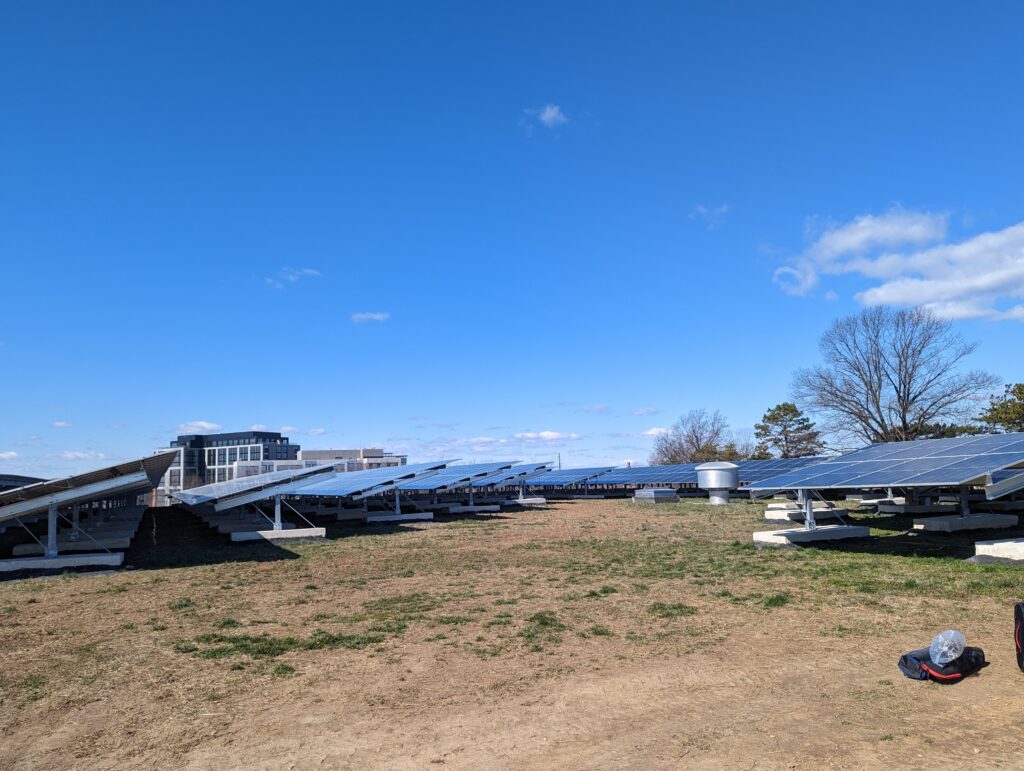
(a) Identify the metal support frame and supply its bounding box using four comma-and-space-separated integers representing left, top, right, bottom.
273, 495, 282, 531
46, 504, 58, 557
801, 490, 816, 531
960, 486, 971, 518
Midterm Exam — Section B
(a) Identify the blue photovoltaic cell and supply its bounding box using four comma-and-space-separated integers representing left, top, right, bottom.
288, 461, 454, 497
748, 432, 1024, 491
471, 463, 551, 488
584, 457, 825, 488
172, 463, 337, 506
526, 467, 615, 486
395, 462, 516, 491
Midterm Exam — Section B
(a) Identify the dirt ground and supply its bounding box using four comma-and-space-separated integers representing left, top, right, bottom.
3, 499, 1024, 770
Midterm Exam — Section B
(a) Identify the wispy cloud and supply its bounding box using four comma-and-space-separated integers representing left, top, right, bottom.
513, 430, 582, 443
689, 204, 730, 230
632, 407, 659, 416
773, 208, 1024, 320
249, 423, 268, 431
307, 428, 326, 436
351, 311, 390, 323
52, 420, 73, 429
641, 427, 669, 437
582, 404, 610, 415
265, 267, 321, 290
177, 420, 222, 433
60, 450, 106, 460
0, 451, 18, 460
280, 425, 299, 434
521, 104, 569, 136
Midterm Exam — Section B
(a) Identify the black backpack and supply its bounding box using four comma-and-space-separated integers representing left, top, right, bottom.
898, 645, 987, 684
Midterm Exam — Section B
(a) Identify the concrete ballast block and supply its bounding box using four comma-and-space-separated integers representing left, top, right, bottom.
752, 525, 871, 547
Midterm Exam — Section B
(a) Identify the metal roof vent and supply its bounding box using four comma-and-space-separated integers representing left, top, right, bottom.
696, 462, 739, 505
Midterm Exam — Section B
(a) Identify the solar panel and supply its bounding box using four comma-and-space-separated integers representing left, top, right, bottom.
171, 462, 338, 507
0, 452, 178, 523
287, 461, 455, 498
526, 467, 615, 486
592, 464, 698, 485
589, 457, 826, 487
748, 433, 1024, 491
470, 463, 552, 488
395, 462, 517, 491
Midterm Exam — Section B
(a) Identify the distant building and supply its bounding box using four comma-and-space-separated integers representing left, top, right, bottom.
298, 448, 407, 471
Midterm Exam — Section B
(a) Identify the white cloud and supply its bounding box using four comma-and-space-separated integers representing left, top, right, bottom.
513, 430, 582, 442
52, 420, 73, 429
307, 428, 326, 436
266, 267, 321, 290
249, 424, 268, 431
177, 420, 222, 434
538, 104, 568, 128
632, 407, 658, 416
774, 208, 948, 296
689, 204, 730, 229
521, 104, 569, 136
60, 450, 106, 460
824, 290, 839, 302
0, 451, 18, 460
582, 404, 610, 414
641, 427, 669, 437
351, 311, 390, 323
775, 209, 1024, 320
280, 426, 299, 434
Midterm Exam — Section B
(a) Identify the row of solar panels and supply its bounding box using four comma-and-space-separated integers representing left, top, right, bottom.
168, 456, 835, 513
527, 457, 827, 487
749, 433, 1024, 493
171, 432, 1024, 514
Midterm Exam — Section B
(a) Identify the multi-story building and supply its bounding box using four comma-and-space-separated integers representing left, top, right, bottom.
298, 448, 407, 471
153, 431, 300, 505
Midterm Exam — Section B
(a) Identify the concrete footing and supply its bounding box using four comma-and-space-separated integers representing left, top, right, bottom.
0, 552, 124, 573
912, 514, 1018, 532
877, 503, 956, 515
229, 527, 326, 542
448, 505, 500, 514
763, 508, 844, 523
975, 538, 1024, 561
753, 525, 871, 547
504, 497, 547, 506
365, 512, 434, 523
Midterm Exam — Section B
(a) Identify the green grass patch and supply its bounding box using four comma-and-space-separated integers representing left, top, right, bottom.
647, 602, 697, 619
763, 593, 790, 608
168, 597, 197, 611
178, 629, 385, 660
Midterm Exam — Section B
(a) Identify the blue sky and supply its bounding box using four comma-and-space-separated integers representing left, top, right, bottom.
2, 1, 1024, 477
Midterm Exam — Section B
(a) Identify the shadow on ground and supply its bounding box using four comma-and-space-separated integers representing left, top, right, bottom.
792, 509, 1024, 560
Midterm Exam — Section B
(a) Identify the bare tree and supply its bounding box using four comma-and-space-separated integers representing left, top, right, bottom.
650, 409, 731, 464
793, 307, 999, 444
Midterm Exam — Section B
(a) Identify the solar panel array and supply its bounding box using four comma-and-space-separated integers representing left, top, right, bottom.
590, 463, 699, 485
470, 463, 552, 488
171, 462, 337, 507
286, 461, 453, 498
395, 462, 517, 491
526, 467, 615, 486
578, 457, 825, 487
748, 433, 1024, 491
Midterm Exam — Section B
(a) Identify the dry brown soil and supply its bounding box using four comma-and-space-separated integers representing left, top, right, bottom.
2, 499, 1024, 769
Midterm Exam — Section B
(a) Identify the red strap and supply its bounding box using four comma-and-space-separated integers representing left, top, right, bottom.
922, 664, 963, 681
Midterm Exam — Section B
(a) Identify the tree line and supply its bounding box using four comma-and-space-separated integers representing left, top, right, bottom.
651, 307, 1024, 465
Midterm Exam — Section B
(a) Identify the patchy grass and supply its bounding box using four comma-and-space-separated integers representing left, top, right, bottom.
647, 602, 698, 619
174, 630, 386, 661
